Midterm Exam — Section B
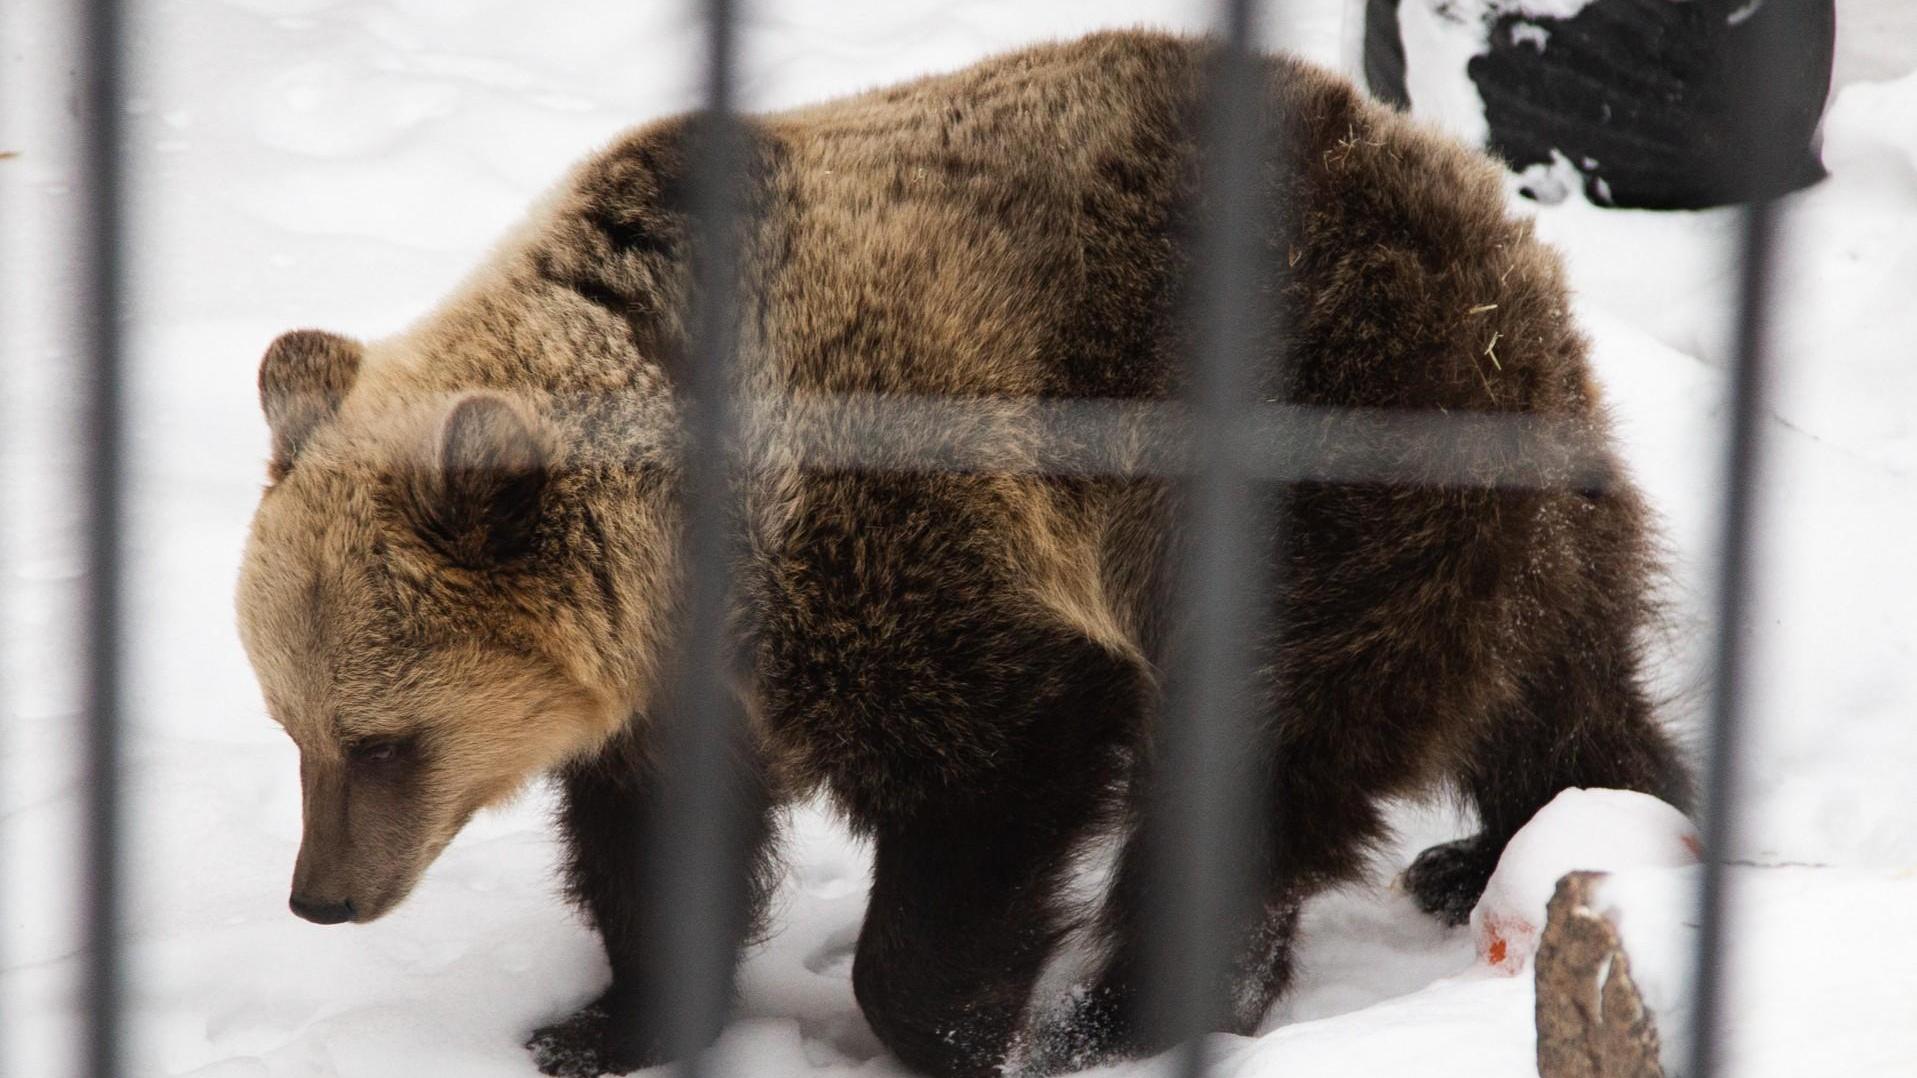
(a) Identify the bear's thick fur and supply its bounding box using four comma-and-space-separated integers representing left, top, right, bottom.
235, 30, 1692, 1078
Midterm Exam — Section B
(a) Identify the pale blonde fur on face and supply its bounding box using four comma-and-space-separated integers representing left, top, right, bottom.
237, 333, 663, 921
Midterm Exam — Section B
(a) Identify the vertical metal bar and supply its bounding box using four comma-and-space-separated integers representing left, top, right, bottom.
1684, 160, 1783, 1078
1148, 3, 1275, 1075
653, 0, 748, 1073
77, 0, 128, 1074
1685, 3, 1813, 1073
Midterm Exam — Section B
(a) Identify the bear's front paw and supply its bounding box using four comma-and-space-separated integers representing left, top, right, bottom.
524, 997, 659, 1078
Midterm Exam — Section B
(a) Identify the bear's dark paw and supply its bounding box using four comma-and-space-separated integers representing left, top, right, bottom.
524, 998, 660, 1078
1404, 833, 1501, 927
1013, 986, 1139, 1078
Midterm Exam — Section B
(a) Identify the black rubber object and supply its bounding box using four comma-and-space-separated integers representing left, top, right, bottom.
1365, 0, 1835, 209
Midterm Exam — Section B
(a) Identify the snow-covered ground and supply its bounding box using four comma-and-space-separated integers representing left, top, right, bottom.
3, 2, 1914, 1076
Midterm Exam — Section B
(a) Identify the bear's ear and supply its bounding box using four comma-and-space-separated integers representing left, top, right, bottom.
259, 329, 364, 481
404, 393, 548, 568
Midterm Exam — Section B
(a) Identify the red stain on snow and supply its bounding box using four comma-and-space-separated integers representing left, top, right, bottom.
1478, 912, 1534, 975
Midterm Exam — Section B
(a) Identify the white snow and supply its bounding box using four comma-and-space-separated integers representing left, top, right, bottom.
1833, 0, 1917, 89
1594, 865, 1917, 1077
4, 2, 1917, 1077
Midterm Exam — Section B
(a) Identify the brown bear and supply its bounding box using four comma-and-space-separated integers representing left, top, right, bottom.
234, 29, 1692, 1078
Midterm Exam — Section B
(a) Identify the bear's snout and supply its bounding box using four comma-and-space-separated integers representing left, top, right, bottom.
289, 893, 356, 925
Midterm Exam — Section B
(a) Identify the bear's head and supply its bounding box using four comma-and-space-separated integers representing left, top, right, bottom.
236, 328, 675, 924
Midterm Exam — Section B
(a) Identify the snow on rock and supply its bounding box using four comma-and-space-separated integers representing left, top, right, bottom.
1471, 790, 1699, 975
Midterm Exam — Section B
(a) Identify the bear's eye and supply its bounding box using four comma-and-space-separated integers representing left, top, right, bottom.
350, 738, 406, 765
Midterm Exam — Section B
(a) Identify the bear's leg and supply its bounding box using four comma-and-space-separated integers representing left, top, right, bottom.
1023, 756, 1386, 1074
526, 727, 780, 1078
818, 601, 1146, 1078
846, 647, 1139, 1078
852, 792, 1097, 1078
1406, 647, 1694, 927
1019, 882, 1302, 1075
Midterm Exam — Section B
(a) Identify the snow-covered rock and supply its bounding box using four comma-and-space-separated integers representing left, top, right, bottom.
1471, 789, 1700, 976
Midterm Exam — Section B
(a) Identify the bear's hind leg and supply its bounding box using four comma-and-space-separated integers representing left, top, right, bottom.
1023, 735, 1391, 1075
847, 645, 1143, 1078
1406, 645, 1694, 927
854, 788, 1102, 1078
1019, 876, 1302, 1077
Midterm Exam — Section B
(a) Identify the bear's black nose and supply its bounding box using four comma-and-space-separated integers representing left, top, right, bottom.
289, 893, 355, 924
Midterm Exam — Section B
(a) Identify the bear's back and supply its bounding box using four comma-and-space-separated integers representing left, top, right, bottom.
756, 30, 1207, 402
515, 29, 1582, 432
746, 31, 1583, 423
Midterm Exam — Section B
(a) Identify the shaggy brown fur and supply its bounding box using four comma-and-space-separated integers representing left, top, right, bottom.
235, 30, 1691, 1078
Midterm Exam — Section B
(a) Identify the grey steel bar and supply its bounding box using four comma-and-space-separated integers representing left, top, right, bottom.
732, 395, 1612, 489
1686, 200, 1777, 1078
78, 0, 129, 1073
1685, 6, 1805, 1077
652, 0, 751, 1073
284, 389, 1615, 488
1684, 151, 1785, 1078
1146, 2, 1274, 1075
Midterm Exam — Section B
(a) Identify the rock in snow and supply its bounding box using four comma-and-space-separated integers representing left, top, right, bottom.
1534, 871, 1666, 1078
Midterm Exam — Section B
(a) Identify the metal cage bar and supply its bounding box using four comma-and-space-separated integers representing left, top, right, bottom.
1684, 192, 1775, 1078
78, 0, 130, 1074
649, 0, 754, 1074
727, 395, 1616, 487
1683, 4, 1802, 1070
1145, 3, 1275, 1075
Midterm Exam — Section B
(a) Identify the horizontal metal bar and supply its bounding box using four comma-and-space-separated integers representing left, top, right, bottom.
738, 394, 1615, 489
291, 390, 1618, 490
